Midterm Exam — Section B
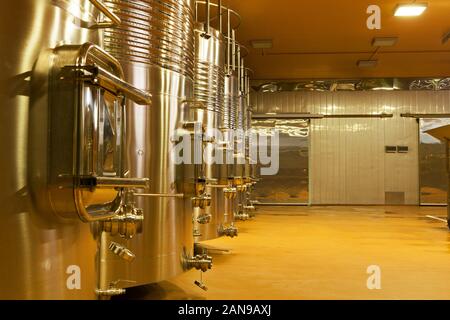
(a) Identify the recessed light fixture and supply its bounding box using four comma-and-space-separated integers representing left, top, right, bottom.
372, 37, 398, 47
250, 40, 273, 49
357, 60, 378, 68
394, 3, 427, 17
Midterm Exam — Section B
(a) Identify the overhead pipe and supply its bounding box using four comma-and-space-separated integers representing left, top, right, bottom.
203, 0, 210, 38
232, 29, 236, 72
218, 0, 222, 33
227, 9, 231, 74
401, 113, 450, 118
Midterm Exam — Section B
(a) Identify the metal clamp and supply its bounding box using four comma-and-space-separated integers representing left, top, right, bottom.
89, 0, 121, 28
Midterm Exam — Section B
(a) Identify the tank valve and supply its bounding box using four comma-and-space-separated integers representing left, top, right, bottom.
109, 242, 136, 263
100, 190, 144, 239
185, 254, 213, 272
218, 224, 238, 238
197, 213, 212, 224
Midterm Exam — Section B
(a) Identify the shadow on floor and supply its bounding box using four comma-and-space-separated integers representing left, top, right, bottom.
113, 281, 206, 300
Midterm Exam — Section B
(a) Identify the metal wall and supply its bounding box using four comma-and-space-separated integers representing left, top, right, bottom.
253, 120, 309, 204
251, 91, 450, 205
419, 118, 450, 205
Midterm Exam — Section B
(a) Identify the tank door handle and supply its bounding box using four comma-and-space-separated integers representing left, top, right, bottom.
78, 176, 149, 189
180, 99, 207, 110
89, 0, 121, 28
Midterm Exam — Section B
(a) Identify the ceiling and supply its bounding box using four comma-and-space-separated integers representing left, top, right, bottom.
222, 0, 450, 79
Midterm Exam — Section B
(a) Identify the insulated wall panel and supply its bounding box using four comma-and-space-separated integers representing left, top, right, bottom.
251, 90, 450, 205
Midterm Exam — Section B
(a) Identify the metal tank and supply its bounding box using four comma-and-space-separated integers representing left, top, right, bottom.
191, 1, 243, 241
0, 0, 152, 299
220, 66, 240, 226
99, 0, 211, 292
242, 69, 257, 217
192, 22, 232, 241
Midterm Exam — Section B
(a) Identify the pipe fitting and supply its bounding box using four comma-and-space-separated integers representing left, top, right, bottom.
244, 205, 256, 212
95, 287, 126, 297
195, 179, 207, 196
233, 176, 244, 186
100, 190, 144, 239
235, 212, 250, 221
184, 254, 213, 272
218, 224, 238, 238
196, 213, 212, 224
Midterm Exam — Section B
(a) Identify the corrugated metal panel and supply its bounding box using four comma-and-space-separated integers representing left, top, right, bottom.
310, 118, 386, 204
251, 90, 448, 205
251, 90, 450, 115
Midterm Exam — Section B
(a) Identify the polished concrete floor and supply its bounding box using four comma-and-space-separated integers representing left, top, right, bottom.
123, 206, 450, 300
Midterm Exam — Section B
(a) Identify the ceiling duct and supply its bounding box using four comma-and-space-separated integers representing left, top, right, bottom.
251, 78, 450, 93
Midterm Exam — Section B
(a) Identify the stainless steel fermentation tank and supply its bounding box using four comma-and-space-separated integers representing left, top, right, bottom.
0, 0, 153, 299
0, 0, 208, 299
99, 0, 212, 291
192, 1, 246, 241
192, 23, 228, 241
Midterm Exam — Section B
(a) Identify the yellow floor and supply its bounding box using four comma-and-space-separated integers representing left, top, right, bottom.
125, 206, 450, 300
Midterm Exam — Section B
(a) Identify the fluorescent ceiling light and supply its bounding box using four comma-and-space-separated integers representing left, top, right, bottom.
372, 37, 398, 47
357, 60, 378, 68
251, 40, 273, 49
394, 3, 427, 17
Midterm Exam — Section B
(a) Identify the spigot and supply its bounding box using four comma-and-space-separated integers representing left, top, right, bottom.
196, 213, 212, 224
218, 224, 238, 238
109, 242, 136, 263
184, 254, 213, 272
